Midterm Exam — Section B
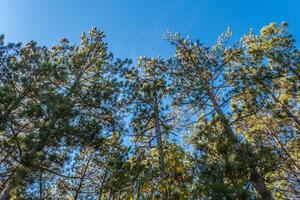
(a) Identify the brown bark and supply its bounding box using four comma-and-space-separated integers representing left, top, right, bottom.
0, 183, 11, 200
257, 81, 300, 131
268, 91, 300, 131
153, 93, 165, 180
250, 170, 272, 200
206, 89, 273, 200
155, 112, 165, 180
153, 92, 167, 199
74, 154, 92, 200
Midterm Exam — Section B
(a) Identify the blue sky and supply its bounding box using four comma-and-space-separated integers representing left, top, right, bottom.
0, 0, 299, 60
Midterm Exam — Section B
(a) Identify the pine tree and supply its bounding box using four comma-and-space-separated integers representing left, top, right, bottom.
0, 28, 126, 199
165, 28, 274, 199
225, 22, 300, 198
122, 57, 175, 198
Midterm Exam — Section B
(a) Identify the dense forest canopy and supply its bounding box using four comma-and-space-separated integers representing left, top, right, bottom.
0, 22, 299, 199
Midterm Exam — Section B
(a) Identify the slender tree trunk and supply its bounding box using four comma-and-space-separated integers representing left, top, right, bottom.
257, 113, 300, 172
155, 113, 165, 180
117, 190, 121, 200
180, 39, 273, 198
0, 183, 11, 200
263, 83, 300, 131
153, 93, 166, 199
39, 172, 43, 200
206, 89, 273, 200
154, 95, 165, 180
275, 97, 300, 131
98, 167, 109, 200
108, 190, 115, 200
74, 155, 92, 200
136, 182, 141, 200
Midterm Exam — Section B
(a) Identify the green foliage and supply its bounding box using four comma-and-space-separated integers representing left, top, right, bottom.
0, 22, 299, 199
225, 22, 299, 198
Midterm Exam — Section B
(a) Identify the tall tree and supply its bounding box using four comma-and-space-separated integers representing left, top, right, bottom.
165, 29, 274, 199
0, 28, 124, 199
0, 22, 298, 199
225, 22, 300, 198
122, 57, 175, 198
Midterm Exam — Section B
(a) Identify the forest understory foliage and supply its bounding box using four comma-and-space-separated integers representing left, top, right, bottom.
0, 22, 299, 199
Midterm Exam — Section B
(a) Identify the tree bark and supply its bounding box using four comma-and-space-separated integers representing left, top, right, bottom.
250, 170, 272, 200
154, 94, 165, 180
179, 39, 273, 199
0, 183, 11, 200
267, 91, 300, 130
74, 155, 92, 200
153, 93, 167, 199
155, 113, 165, 180
206, 89, 273, 200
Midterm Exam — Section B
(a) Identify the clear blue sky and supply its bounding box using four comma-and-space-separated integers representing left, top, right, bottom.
1, 0, 299, 60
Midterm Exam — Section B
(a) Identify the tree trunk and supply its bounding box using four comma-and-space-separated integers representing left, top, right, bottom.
153, 94, 166, 199
39, 172, 43, 200
155, 113, 165, 180
267, 91, 300, 130
0, 183, 11, 200
181, 39, 273, 198
250, 170, 272, 200
154, 95, 165, 180
206, 89, 273, 200
262, 82, 300, 131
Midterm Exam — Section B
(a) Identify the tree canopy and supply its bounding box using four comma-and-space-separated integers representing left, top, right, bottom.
0, 22, 299, 199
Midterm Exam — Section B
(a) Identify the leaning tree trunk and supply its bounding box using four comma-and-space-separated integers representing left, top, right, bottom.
269, 91, 300, 131
250, 170, 273, 199
180, 39, 273, 199
0, 183, 11, 200
206, 89, 273, 200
